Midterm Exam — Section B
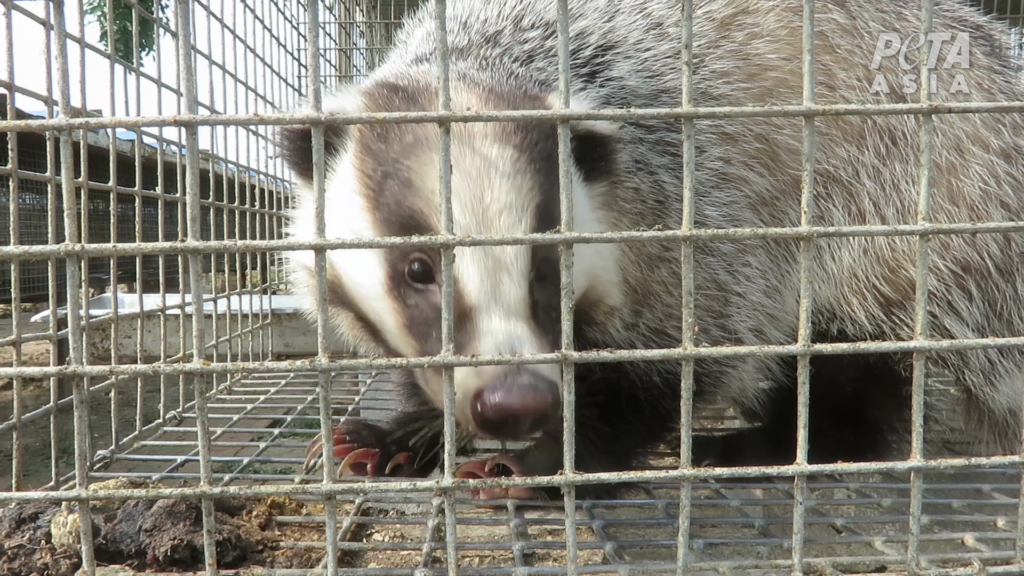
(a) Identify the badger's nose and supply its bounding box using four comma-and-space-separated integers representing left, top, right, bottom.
471, 369, 561, 440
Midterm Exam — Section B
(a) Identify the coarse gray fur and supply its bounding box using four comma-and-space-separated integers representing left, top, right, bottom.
282, 0, 1024, 494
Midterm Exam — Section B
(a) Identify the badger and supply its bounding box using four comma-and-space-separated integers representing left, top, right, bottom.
279, 0, 1024, 502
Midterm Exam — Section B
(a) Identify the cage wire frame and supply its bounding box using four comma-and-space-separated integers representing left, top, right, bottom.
3, 0, 1024, 575
1, 0, 300, 494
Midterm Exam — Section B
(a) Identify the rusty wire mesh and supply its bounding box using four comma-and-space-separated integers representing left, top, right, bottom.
2, 0, 1024, 575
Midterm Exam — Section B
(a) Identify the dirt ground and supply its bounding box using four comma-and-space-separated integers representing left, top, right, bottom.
0, 307, 168, 491
2, 484, 611, 574
1, 306, 70, 491
1, 486, 336, 574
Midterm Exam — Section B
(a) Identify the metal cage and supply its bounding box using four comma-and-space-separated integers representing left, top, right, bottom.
3, 0, 1024, 575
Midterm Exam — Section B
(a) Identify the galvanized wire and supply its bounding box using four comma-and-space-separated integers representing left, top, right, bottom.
7, 100, 1024, 134
431, 0, 460, 573
790, 0, 817, 572
6, 335, 1024, 380
675, 0, 695, 572
552, 0, 579, 574
11, 368, 1022, 576
304, 0, 345, 572
49, 1, 99, 573
4, 1, 1024, 576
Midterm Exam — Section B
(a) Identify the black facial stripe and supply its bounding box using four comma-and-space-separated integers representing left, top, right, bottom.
382, 248, 475, 358
355, 79, 442, 240
386, 251, 439, 357
344, 79, 618, 360
509, 110, 565, 351
352, 81, 448, 359
530, 246, 563, 350
496, 93, 619, 353
325, 272, 398, 357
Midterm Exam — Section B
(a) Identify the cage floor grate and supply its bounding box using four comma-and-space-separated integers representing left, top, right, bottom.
63, 370, 1023, 575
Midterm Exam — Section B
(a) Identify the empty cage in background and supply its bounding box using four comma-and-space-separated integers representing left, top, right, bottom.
0, 1, 1023, 575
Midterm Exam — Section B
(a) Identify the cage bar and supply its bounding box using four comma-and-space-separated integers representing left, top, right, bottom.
1, 1, 1024, 575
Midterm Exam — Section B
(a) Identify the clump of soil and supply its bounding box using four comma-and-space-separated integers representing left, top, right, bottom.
0, 500, 81, 576
0, 478, 328, 575
93, 497, 268, 569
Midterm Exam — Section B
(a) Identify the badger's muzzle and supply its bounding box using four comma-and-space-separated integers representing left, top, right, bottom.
470, 367, 561, 441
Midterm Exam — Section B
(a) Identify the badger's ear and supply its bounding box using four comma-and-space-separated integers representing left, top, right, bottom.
278, 89, 361, 185
545, 92, 620, 184
278, 123, 349, 185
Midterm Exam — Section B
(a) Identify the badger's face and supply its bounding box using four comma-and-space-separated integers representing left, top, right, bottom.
281, 80, 622, 442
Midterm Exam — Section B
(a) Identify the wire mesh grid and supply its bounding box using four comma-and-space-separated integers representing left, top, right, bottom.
299, 0, 417, 88
0, 0, 328, 495
3, 0, 1024, 575
50, 368, 1024, 575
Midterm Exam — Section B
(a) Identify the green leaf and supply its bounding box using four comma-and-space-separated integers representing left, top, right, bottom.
83, 0, 170, 66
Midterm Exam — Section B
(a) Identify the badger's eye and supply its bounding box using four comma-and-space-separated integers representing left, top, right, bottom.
405, 255, 436, 287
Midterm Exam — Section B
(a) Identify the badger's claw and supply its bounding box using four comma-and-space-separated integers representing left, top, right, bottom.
303, 427, 415, 479
385, 451, 414, 475
455, 454, 538, 502
303, 428, 357, 475
338, 447, 382, 476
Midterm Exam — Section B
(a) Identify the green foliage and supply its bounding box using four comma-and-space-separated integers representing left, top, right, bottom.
83, 0, 170, 65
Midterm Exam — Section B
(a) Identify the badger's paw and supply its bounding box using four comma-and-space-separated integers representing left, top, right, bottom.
303, 423, 416, 479
454, 454, 540, 504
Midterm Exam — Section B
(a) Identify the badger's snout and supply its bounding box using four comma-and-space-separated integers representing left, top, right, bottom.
470, 368, 561, 440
